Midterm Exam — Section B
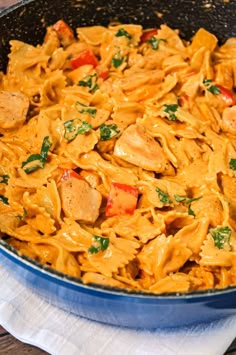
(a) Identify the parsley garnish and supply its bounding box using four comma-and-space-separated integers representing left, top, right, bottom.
16, 208, 27, 220
21, 136, 52, 174
188, 204, 195, 217
156, 188, 172, 204
112, 52, 124, 68
147, 37, 167, 50
76, 101, 97, 117
115, 28, 132, 39
203, 79, 221, 95
174, 194, 186, 203
210, 226, 232, 250
88, 235, 110, 254
64, 119, 92, 141
0, 195, 9, 205
163, 104, 179, 121
100, 123, 120, 141
0, 174, 9, 185
229, 158, 236, 171
78, 74, 99, 93
174, 195, 202, 217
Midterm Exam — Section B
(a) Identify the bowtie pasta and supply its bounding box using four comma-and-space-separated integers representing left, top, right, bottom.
0, 21, 236, 293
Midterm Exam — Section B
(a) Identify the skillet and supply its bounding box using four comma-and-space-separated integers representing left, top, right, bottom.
0, 0, 236, 329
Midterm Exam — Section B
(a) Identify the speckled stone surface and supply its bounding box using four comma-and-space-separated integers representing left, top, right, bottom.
0, 0, 235, 71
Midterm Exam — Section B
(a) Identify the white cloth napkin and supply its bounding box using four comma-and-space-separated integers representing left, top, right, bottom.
0, 262, 236, 355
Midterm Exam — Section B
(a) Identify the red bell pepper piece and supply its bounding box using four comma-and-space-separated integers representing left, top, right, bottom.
140, 29, 158, 44
105, 182, 139, 217
71, 49, 98, 69
52, 20, 74, 47
60, 169, 83, 182
96, 65, 109, 80
217, 85, 235, 106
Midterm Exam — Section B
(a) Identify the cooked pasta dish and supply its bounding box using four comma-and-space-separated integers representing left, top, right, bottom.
0, 21, 236, 293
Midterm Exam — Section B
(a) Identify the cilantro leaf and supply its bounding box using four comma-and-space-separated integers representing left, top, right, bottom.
188, 204, 195, 217
147, 37, 167, 50
156, 187, 172, 204
184, 196, 202, 205
210, 226, 232, 250
203, 79, 221, 95
88, 235, 110, 254
64, 119, 92, 141
40, 136, 52, 162
174, 194, 186, 203
112, 52, 124, 68
16, 208, 27, 220
229, 158, 236, 171
21, 136, 52, 174
163, 104, 179, 121
0, 174, 9, 185
0, 195, 9, 205
100, 123, 120, 141
115, 28, 132, 39
76, 101, 97, 117
78, 74, 99, 93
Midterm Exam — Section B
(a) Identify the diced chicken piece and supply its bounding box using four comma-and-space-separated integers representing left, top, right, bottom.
114, 124, 170, 173
0, 91, 29, 131
221, 106, 236, 134
59, 176, 102, 223
52, 20, 75, 47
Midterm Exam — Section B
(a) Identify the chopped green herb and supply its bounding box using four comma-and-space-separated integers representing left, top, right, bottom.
0, 195, 9, 205
203, 79, 212, 86
21, 136, 52, 174
76, 101, 97, 117
112, 52, 124, 68
147, 36, 167, 50
64, 119, 92, 141
188, 204, 195, 217
210, 226, 232, 250
115, 28, 132, 39
156, 187, 172, 204
78, 74, 99, 93
0, 174, 9, 185
174, 194, 186, 203
185, 196, 202, 205
88, 235, 110, 254
40, 136, 52, 162
229, 158, 236, 171
174, 194, 202, 206
163, 104, 179, 121
16, 208, 27, 220
100, 123, 120, 141
203, 79, 221, 95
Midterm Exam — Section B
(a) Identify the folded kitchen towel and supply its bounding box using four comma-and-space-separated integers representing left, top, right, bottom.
0, 262, 236, 355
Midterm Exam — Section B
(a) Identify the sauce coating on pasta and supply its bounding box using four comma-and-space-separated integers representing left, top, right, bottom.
0, 21, 236, 293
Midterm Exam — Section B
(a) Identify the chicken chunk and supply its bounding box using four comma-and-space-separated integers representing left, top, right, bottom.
0, 91, 29, 131
114, 124, 170, 173
221, 106, 236, 134
59, 176, 102, 223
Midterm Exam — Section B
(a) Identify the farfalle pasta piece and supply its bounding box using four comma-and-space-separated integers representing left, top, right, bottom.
101, 209, 165, 244
149, 273, 202, 293
175, 218, 209, 260
138, 234, 192, 283
87, 235, 139, 277
200, 233, 236, 267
